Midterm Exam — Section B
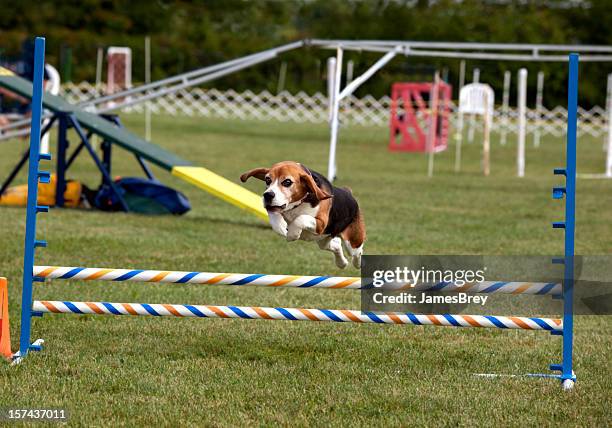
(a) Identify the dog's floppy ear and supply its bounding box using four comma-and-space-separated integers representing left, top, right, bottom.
240, 168, 269, 182
301, 173, 332, 200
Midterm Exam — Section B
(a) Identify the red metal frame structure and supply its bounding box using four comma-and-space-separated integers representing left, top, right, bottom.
389, 82, 452, 153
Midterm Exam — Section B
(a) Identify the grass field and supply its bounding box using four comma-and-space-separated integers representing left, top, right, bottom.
0, 114, 610, 426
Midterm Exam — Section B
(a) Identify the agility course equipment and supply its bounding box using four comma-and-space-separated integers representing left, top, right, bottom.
0, 65, 267, 220
0, 278, 12, 360
2, 39, 611, 182
312, 40, 612, 181
34, 266, 561, 295
15, 38, 579, 390
106, 47, 132, 96
31, 266, 562, 295
455, 83, 495, 175
389, 81, 452, 154
32, 301, 562, 331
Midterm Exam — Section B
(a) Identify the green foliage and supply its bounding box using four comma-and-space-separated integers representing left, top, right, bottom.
0, 0, 610, 106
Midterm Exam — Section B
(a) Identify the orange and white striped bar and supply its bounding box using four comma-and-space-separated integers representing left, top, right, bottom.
32, 301, 563, 331
32, 266, 561, 295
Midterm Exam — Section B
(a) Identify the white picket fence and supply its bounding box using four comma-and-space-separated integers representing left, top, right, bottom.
62, 82, 610, 139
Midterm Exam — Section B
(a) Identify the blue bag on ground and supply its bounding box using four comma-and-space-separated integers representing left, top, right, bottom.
95, 177, 191, 215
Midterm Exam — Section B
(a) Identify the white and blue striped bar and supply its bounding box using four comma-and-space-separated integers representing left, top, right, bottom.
33, 301, 563, 331
33, 266, 561, 295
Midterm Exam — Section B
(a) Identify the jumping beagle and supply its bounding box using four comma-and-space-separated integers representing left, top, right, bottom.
240, 161, 365, 269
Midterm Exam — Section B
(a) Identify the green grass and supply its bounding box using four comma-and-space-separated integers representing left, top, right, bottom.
0, 114, 610, 426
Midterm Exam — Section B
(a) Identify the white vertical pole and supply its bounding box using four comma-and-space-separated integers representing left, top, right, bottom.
455, 60, 466, 172
95, 47, 103, 92
500, 70, 511, 145
327, 47, 343, 181
40, 65, 49, 155
92, 47, 104, 150
483, 95, 491, 176
606, 73, 612, 177
517, 68, 528, 177
533, 71, 544, 148
468, 68, 480, 143
276, 61, 287, 94
40, 64, 60, 155
327, 57, 336, 121
455, 107, 464, 173
458, 60, 466, 95
145, 36, 151, 141
428, 72, 440, 177
605, 73, 611, 151
346, 60, 354, 84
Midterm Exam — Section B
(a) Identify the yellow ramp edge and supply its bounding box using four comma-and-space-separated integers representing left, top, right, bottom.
172, 166, 268, 221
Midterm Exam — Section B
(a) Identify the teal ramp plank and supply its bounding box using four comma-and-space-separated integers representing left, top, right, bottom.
0, 70, 190, 170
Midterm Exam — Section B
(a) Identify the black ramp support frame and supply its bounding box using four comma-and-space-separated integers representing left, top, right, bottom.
67, 114, 130, 212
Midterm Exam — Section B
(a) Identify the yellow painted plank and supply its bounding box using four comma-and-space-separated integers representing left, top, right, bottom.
0, 67, 15, 76
172, 166, 268, 221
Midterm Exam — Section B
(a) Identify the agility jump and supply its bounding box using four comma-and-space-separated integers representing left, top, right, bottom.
15, 38, 579, 390
32, 266, 562, 295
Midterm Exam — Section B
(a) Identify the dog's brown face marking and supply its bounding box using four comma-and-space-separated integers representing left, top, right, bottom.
240, 161, 331, 212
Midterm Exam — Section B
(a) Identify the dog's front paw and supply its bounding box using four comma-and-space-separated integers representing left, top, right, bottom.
335, 257, 349, 269
286, 228, 301, 241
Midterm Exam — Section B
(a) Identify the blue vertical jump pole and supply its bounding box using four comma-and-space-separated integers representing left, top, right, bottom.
17, 37, 49, 361
552, 53, 578, 390
562, 53, 578, 389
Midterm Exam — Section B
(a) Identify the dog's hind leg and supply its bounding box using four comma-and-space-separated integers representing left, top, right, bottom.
318, 236, 348, 269
342, 239, 363, 269
341, 211, 366, 269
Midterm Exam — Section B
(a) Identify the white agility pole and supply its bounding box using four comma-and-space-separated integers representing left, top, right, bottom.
92, 46, 104, 150
454, 60, 466, 172
144, 36, 151, 141
95, 47, 103, 91
458, 60, 466, 93
40, 64, 60, 155
467, 68, 480, 144
483, 93, 491, 176
533, 71, 544, 148
428, 72, 440, 177
327, 57, 336, 121
327, 47, 343, 181
455, 111, 464, 172
346, 59, 354, 84
500, 70, 511, 145
517, 68, 528, 177
276, 61, 287, 94
345, 59, 354, 112
606, 73, 612, 177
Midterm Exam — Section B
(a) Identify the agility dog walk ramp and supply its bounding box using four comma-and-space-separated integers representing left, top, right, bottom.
0, 67, 267, 220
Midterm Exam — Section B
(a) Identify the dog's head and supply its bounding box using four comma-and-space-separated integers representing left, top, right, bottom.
240, 161, 332, 213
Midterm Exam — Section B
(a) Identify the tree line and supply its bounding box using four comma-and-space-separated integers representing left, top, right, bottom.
0, 0, 610, 107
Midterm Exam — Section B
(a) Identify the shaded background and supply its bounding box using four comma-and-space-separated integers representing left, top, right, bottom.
1, 0, 611, 106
